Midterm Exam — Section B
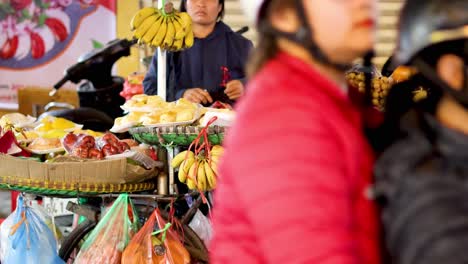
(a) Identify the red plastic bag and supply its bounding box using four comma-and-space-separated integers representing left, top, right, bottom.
122, 209, 190, 264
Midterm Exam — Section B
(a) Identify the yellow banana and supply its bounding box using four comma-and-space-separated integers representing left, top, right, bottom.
187, 161, 198, 190
171, 150, 194, 168
178, 156, 195, 183
173, 15, 186, 40
178, 162, 188, 183
210, 160, 219, 175
211, 145, 224, 157
163, 17, 176, 49
134, 14, 158, 39
204, 161, 217, 190
210, 153, 221, 165
130, 7, 158, 30
183, 29, 194, 49
187, 177, 197, 190
141, 15, 163, 44
178, 12, 192, 29
197, 161, 208, 191
172, 38, 184, 51
151, 16, 168, 47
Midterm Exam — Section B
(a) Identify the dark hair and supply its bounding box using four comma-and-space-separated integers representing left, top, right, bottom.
246, 0, 295, 78
180, 0, 225, 21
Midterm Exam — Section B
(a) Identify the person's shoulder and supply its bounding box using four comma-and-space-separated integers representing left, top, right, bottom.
219, 22, 252, 47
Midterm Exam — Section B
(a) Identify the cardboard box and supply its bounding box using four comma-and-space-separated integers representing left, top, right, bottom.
0, 154, 130, 184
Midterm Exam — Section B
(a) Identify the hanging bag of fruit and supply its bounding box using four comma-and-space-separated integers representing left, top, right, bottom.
0, 195, 64, 264
74, 194, 139, 264
122, 208, 190, 264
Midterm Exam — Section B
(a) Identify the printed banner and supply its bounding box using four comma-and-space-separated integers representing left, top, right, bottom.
0, 0, 117, 105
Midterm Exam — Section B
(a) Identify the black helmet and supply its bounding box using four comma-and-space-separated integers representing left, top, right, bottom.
393, 0, 468, 107
394, 0, 468, 66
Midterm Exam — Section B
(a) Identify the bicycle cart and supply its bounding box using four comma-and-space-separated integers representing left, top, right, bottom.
0, 118, 226, 263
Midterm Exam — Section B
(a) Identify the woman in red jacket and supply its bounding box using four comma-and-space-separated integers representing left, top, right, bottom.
210, 0, 380, 263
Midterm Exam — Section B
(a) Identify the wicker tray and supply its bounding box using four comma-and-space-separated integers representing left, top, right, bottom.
0, 176, 155, 197
129, 126, 226, 146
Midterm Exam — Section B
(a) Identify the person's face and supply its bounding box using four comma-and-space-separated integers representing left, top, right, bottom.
437, 54, 466, 90
303, 0, 377, 64
186, 0, 222, 26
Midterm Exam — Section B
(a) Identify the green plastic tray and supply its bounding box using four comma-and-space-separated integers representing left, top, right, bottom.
0, 176, 155, 197
129, 126, 226, 146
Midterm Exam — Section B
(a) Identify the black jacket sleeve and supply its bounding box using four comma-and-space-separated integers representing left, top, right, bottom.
143, 50, 158, 95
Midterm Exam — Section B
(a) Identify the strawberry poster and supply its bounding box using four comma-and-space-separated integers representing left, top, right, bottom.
0, 0, 116, 105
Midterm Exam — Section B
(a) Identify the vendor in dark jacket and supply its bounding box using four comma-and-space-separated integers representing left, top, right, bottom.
373, 1, 468, 264
143, 0, 253, 105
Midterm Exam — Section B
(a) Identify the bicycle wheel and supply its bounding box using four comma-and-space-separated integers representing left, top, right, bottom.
59, 219, 96, 262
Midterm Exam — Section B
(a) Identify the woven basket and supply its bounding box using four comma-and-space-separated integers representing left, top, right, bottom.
129, 126, 226, 146
0, 176, 155, 197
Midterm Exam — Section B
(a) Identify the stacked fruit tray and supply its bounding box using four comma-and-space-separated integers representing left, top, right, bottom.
129, 126, 226, 147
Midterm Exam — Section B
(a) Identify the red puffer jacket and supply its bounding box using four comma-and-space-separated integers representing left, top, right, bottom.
210, 52, 381, 264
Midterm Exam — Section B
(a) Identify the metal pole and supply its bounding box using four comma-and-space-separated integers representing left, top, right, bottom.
157, 0, 167, 101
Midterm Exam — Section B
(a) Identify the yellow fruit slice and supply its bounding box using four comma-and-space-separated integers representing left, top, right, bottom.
51, 117, 76, 129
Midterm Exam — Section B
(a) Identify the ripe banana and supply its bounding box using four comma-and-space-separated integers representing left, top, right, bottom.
210, 154, 220, 165
178, 12, 192, 29
171, 38, 183, 52
197, 161, 208, 190
187, 177, 197, 190
171, 150, 195, 168
178, 156, 195, 183
134, 14, 159, 39
163, 17, 176, 49
130, 7, 158, 30
131, 6, 192, 51
151, 17, 168, 47
178, 161, 188, 183
184, 29, 194, 49
204, 161, 217, 190
173, 15, 185, 40
141, 15, 163, 44
187, 162, 198, 190
211, 145, 224, 157
210, 160, 219, 175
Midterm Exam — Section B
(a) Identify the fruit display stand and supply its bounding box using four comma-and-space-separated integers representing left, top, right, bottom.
0, 154, 156, 197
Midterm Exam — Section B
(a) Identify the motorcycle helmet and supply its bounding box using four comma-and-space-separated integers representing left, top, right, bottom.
393, 0, 468, 107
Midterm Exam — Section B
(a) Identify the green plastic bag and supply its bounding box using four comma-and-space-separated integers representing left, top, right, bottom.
74, 194, 138, 264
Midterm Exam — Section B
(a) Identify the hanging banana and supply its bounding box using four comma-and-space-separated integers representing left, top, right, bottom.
130, 1, 194, 51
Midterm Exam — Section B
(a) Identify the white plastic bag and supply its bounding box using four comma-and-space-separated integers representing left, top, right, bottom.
189, 210, 213, 247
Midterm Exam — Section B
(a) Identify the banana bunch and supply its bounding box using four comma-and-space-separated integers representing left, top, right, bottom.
130, 3, 194, 52
171, 145, 224, 191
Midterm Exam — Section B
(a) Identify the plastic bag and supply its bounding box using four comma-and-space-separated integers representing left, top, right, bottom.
30, 202, 63, 241
62, 132, 130, 159
74, 194, 139, 264
189, 210, 213, 247
122, 209, 190, 264
0, 195, 64, 264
